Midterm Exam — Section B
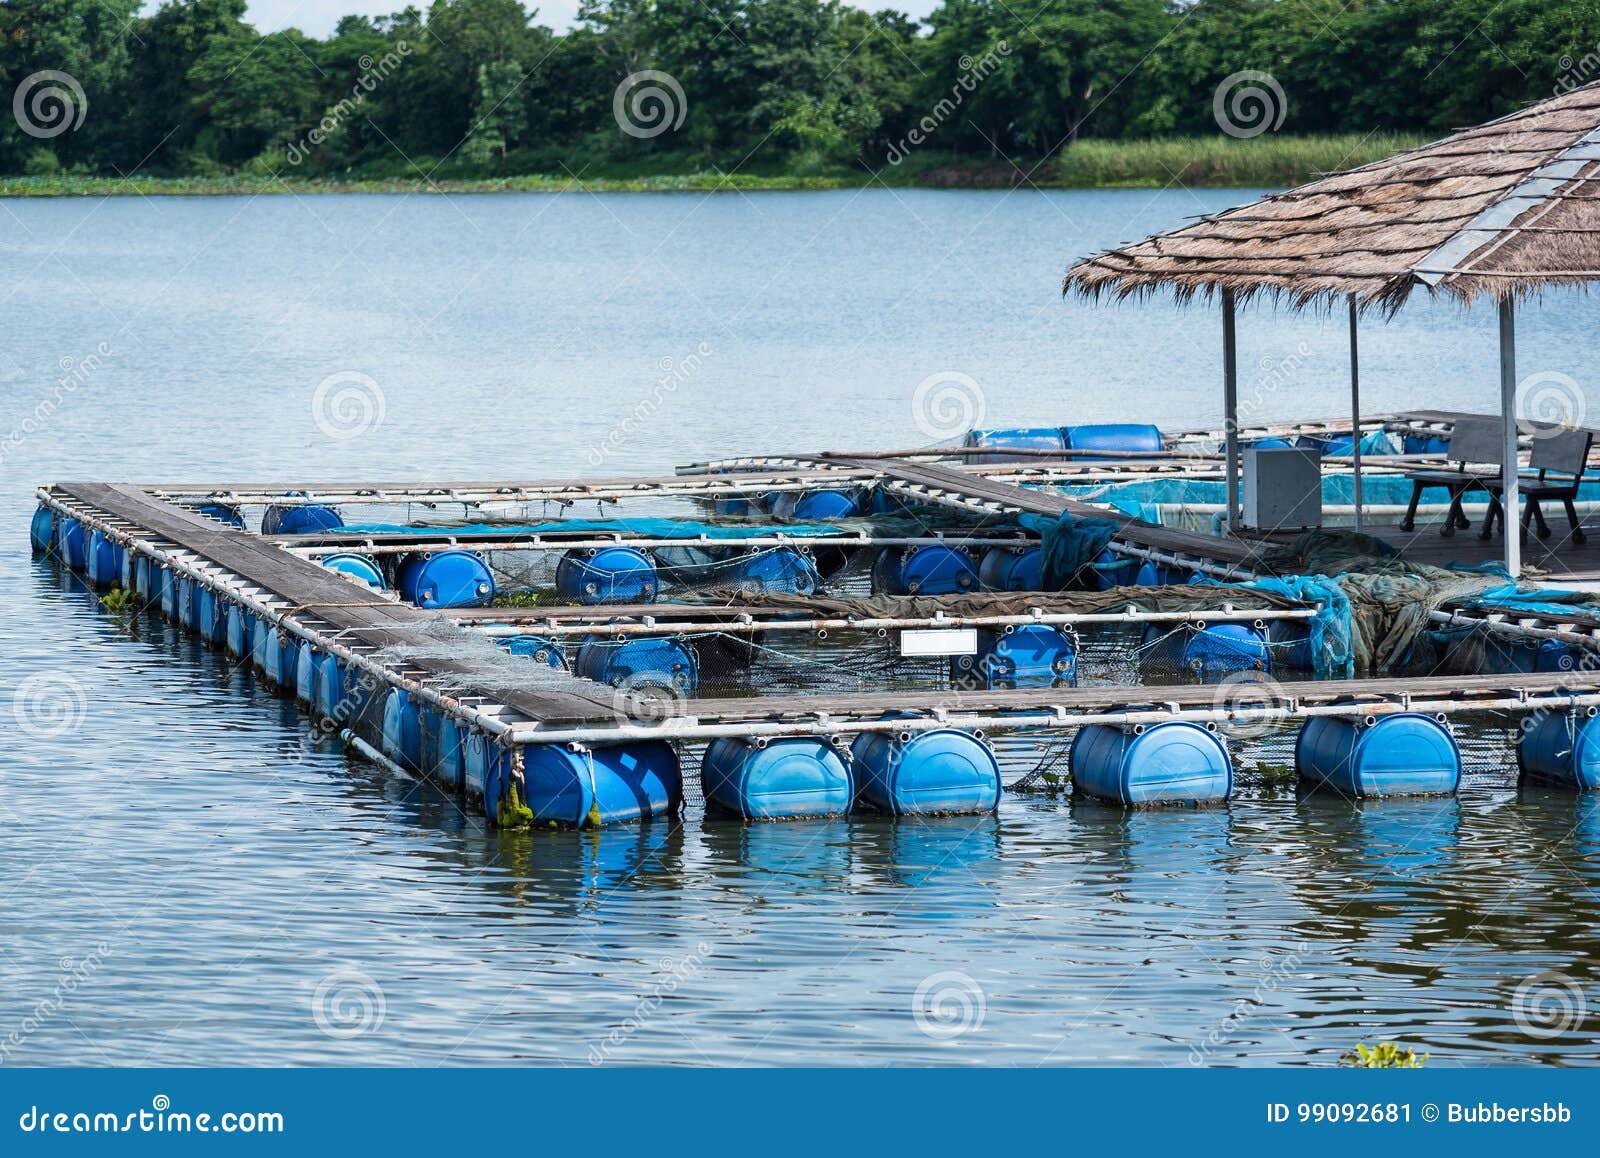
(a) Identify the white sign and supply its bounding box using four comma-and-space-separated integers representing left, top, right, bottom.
900, 628, 979, 657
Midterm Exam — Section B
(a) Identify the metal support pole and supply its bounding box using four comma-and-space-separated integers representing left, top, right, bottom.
1500, 296, 1521, 579
1222, 288, 1240, 533
1348, 294, 1364, 532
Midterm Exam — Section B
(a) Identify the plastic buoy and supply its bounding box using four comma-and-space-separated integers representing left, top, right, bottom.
504, 635, 566, 669
769, 489, 860, 520
381, 689, 423, 768
1071, 722, 1232, 805
701, 736, 853, 819
1520, 710, 1600, 791
261, 503, 343, 536
978, 546, 1043, 592
225, 604, 253, 658
728, 548, 820, 596
395, 550, 494, 609
850, 728, 1001, 815
57, 517, 86, 571
555, 546, 657, 605
421, 710, 465, 792
953, 624, 1077, 688
196, 503, 245, 528
29, 505, 55, 554
519, 741, 682, 827
319, 552, 386, 590
85, 531, 122, 590
1296, 714, 1461, 797
871, 545, 978, 595
1141, 622, 1271, 679
574, 638, 698, 693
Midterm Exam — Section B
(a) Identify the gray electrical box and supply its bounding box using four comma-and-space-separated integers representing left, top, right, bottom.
1241, 446, 1322, 531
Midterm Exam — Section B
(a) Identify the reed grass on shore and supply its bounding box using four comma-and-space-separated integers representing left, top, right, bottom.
1052, 134, 1429, 188
0, 134, 1433, 197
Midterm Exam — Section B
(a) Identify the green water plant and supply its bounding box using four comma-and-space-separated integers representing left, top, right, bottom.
99, 585, 137, 615
1342, 1042, 1428, 1068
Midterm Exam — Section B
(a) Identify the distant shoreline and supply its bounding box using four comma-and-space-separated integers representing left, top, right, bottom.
0, 135, 1426, 198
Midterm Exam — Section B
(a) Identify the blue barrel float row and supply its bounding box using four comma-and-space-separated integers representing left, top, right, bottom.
35, 503, 690, 830
555, 543, 824, 604
702, 728, 1002, 819
1069, 713, 1464, 805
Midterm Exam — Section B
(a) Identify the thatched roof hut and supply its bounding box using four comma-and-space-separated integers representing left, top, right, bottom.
1060, 82, 1600, 578
1063, 81, 1600, 313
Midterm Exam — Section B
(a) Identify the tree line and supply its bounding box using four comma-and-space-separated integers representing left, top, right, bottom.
2, 0, 1597, 180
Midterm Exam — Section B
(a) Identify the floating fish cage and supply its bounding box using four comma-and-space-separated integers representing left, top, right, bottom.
31, 412, 1600, 829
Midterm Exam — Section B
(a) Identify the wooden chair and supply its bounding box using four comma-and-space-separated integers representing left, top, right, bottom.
1399, 418, 1504, 537
1479, 427, 1592, 545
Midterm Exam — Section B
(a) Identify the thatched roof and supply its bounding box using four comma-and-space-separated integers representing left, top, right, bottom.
1063, 82, 1600, 312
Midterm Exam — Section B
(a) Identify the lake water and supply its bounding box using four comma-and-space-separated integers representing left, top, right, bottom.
4, 188, 1600, 1066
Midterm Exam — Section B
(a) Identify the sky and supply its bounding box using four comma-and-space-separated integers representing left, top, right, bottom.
241, 0, 944, 37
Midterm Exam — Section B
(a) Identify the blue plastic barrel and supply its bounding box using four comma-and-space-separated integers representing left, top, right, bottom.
320, 552, 386, 590
1248, 436, 1297, 450
196, 503, 245, 528
157, 565, 177, 619
175, 577, 198, 632
1486, 636, 1583, 674
195, 587, 227, 644
516, 740, 683, 827
294, 642, 318, 704
1063, 424, 1164, 462
1141, 622, 1271, 678
1520, 710, 1600, 791
1296, 714, 1461, 797
57, 517, 86, 571
315, 656, 376, 729
1268, 620, 1314, 670
421, 710, 465, 791
133, 555, 152, 599
1088, 548, 1139, 590
770, 489, 860, 520
713, 496, 754, 516
30, 505, 54, 554
1134, 560, 1191, 586
555, 546, 657, 605
850, 728, 1001, 815
504, 635, 567, 669
872, 545, 978, 595
396, 549, 494, 609
868, 488, 908, 516
574, 637, 698, 693
963, 427, 1068, 464
953, 624, 1077, 688
1404, 433, 1450, 456
85, 530, 122, 590
729, 548, 821, 596
701, 737, 854, 819
225, 604, 253, 658
1071, 721, 1233, 805
381, 689, 423, 768
261, 503, 343, 535
257, 623, 292, 686
979, 546, 1043, 592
